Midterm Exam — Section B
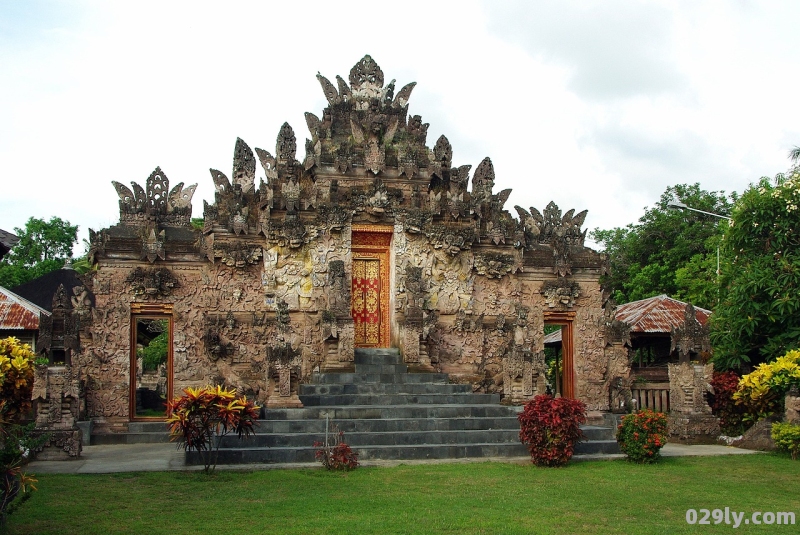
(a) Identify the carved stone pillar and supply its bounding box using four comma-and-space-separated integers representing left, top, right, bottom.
31, 365, 83, 459
266, 342, 303, 408
667, 362, 720, 443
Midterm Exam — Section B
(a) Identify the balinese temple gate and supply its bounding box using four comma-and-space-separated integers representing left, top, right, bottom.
59, 56, 631, 437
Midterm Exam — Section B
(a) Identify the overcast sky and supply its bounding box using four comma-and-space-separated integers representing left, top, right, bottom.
2, 0, 799, 254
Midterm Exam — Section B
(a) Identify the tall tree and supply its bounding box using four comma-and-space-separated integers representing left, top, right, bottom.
590, 184, 735, 309
711, 166, 800, 370
0, 217, 78, 288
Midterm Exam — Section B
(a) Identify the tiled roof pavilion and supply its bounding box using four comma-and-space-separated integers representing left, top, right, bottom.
615, 294, 710, 334
0, 285, 50, 331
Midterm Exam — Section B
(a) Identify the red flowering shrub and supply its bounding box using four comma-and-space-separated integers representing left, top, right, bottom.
616, 409, 668, 463
518, 394, 586, 467
709, 371, 747, 435
314, 431, 359, 471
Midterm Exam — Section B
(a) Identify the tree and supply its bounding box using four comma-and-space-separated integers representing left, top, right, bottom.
710, 167, 800, 370
590, 184, 734, 309
0, 217, 78, 288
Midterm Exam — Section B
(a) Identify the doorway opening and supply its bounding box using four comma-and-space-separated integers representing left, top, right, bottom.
351, 227, 391, 348
543, 312, 575, 399
130, 304, 173, 419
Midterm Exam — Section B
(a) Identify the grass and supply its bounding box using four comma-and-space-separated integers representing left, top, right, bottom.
5, 455, 800, 534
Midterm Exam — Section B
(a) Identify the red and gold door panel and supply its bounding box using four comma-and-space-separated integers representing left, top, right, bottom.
352, 258, 381, 346
351, 228, 391, 348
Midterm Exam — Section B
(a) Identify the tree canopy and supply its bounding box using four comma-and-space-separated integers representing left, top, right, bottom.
590, 184, 735, 310
0, 216, 78, 288
711, 166, 800, 370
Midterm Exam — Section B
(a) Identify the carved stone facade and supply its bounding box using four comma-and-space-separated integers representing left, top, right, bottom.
69, 56, 623, 433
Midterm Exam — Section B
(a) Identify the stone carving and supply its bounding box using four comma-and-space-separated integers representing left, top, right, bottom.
31, 364, 83, 459
214, 242, 263, 268
670, 303, 711, 363
142, 228, 166, 263
501, 305, 542, 404
541, 279, 581, 308
266, 299, 303, 407
126, 267, 179, 298
112, 167, 196, 227
668, 362, 720, 442
473, 252, 518, 279
37, 284, 81, 365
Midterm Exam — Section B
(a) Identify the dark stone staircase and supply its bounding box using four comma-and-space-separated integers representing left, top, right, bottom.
186, 348, 619, 465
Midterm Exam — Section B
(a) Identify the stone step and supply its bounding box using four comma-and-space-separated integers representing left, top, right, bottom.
574, 439, 620, 455
218, 428, 522, 449
299, 383, 473, 396
311, 372, 451, 385
90, 432, 172, 445
298, 393, 502, 407
252, 416, 523, 434
352, 363, 409, 374
353, 352, 404, 366
128, 422, 170, 433
187, 442, 531, 465
263, 404, 521, 420
581, 425, 618, 441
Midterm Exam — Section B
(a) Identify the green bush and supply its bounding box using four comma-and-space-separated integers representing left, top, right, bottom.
771, 422, 800, 460
616, 409, 668, 464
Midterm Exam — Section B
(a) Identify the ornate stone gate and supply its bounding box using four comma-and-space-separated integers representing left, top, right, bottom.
65, 55, 630, 433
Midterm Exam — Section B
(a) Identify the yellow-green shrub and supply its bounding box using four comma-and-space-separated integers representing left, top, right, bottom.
0, 337, 36, 421
734, 349, 800, 422
771, 422, 800, 460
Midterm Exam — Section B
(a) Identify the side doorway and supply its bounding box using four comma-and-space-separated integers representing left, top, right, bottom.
543, 312, 575, 399
130, 304, 173, 419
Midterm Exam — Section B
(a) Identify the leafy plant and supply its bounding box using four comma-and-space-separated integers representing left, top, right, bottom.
708, 371, 748, 435
616, 409, 668, 463
0, 338, 36, 423
166, 385, 260, 474
0, 216, 78, 288
771, 422, 800, 460
517, 394, 586, 467
591, 183, 734, 309
0, 338, 41, 525
733, 349, 800, 423
138, 330, 168, 372
711, 166, 800, 369
314, 419, 359, 471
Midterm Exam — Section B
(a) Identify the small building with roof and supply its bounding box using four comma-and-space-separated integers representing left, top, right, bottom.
0, 285, 50, 350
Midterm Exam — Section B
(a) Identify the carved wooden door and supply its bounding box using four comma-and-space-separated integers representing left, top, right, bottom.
352, 258, 382, 347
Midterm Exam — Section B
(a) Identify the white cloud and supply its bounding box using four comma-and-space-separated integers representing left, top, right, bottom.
1, 0, 799, 254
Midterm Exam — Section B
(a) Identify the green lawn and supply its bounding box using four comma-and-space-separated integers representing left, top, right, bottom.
6, 455, 799, 534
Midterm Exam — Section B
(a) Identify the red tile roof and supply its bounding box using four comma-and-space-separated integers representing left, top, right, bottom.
0, 286, 49, 330
614, 294, 711, 333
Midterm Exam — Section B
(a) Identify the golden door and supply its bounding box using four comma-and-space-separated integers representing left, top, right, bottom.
352, 258, 382, 347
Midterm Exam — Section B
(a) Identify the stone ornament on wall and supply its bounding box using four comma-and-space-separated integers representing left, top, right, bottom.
112, 167, 196, 227
671, 303, 711, 363
126, 267, 180, 298
541, 278, 581, 309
